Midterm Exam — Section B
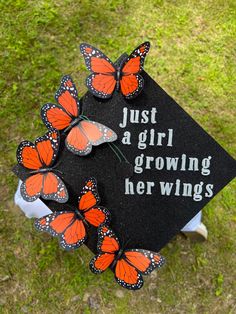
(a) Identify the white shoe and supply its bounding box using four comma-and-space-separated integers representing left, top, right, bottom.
182, 223, 208, 242
14, 180, 52, 218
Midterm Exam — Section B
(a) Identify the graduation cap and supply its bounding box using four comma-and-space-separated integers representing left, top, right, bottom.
81, 70, 236, 251
13, 42, 236, 290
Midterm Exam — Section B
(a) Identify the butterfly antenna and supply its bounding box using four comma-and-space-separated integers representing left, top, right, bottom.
110, 142, 129, 163
124, 238, 131, 249
121, 231, 126, 251
108, 143, 122, 162
53, 169, 63, 175
52, 160, 64, 175
80, 115, 89, 121
64, 204, 75, 211
54, 159, 62, 167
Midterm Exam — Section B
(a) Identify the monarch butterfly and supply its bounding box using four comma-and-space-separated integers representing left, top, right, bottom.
35, 178, 111, 250
80, 42, 150, 99
41, 75, 117, 156
90, 225, 165, 290
16, 129, 68, 203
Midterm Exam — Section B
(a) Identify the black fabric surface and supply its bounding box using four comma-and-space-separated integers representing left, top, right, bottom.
13, 71, 236, 254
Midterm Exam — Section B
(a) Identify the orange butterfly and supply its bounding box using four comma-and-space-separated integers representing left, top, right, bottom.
41, 75, 117, 156
80, 42, 150, 99
35, 178, 111, 250
90, 225, 165, 290
16, 129, 68, 203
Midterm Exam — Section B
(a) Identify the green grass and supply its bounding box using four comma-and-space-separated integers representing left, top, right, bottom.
0, 0, 235, 313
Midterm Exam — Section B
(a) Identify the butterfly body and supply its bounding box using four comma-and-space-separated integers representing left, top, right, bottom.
74, 207, 90, 227
80, 42, 150, 99
29, 167, 53, 174
63, 116, 82, 133
41, 75, 117, 156
114, 65, 121, 91
69, 117, 82, 128
110, 248, 124, 269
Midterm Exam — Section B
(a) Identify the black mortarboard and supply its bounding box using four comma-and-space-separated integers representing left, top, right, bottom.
13, 69, 236, 254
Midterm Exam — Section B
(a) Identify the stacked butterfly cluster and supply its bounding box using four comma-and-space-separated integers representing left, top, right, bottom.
14, 42, 165, 290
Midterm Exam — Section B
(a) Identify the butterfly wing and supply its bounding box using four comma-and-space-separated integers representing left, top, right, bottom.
124, 249, 165, 275
97, 225, 120, 255
78, 177, 110, 227
59, 219, 86, 250
120, 74, 144, 99
90, 225, 120, 274
114, 259, 143, 290
122, 42, 150, 75
35, 210, 86, 250
41, 75, 80, 130
34, 215, 49, 232
20, 172, 68, 203
55, 75, 80, 117
84, 207, 111, 227
17, 141, 42, 170
41, 172, 69, 203
86, 73, 117, 99
65, 120, 117, 156
35, 211, 75, 236
41, 103, 73, 130
65, 125, 90, 155
80, 43, 115, 74
114, 249, 164, 290
78, 177, 100, 210
90, 252, 115, 274
20, 173, 44, 202
120, 41, 150, 99
80, 120, 117, 146
80, 43, 116, 98
35, 129, 60, 167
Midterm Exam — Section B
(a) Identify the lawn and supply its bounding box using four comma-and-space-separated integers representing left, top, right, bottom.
0, 0, 235, 313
